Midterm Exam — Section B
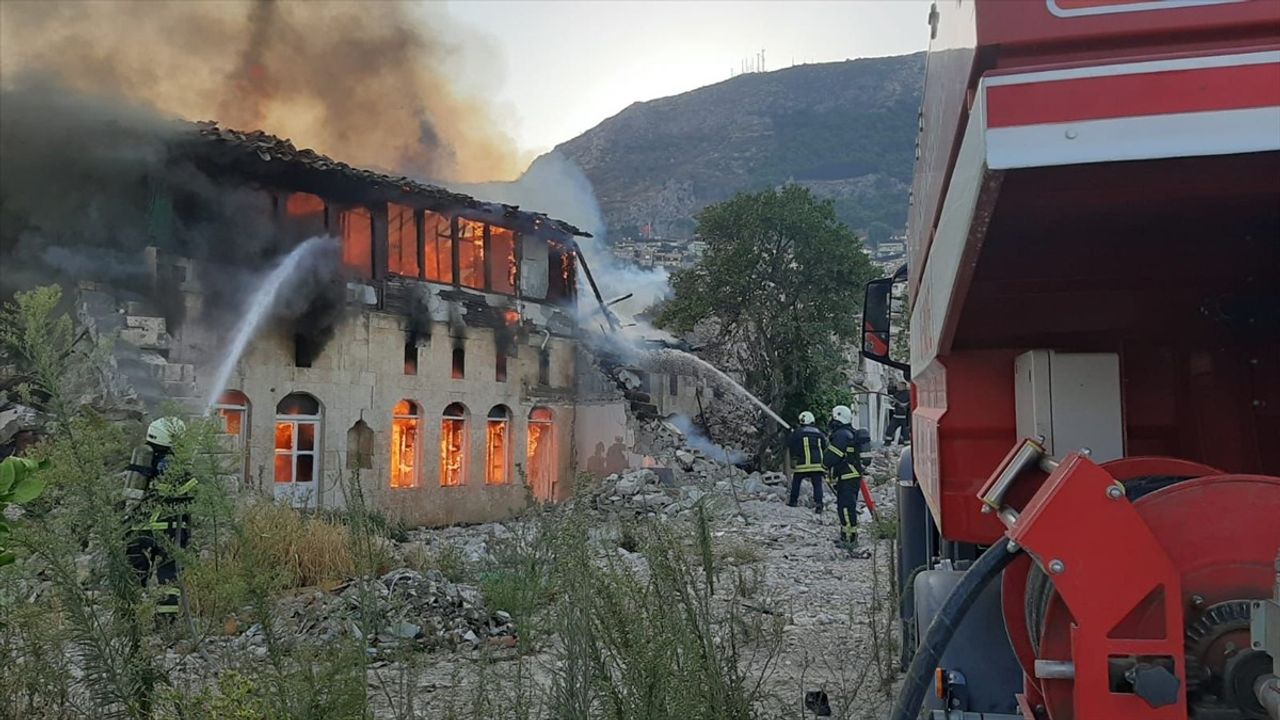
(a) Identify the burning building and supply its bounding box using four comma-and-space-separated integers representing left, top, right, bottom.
46, 121, 595, 526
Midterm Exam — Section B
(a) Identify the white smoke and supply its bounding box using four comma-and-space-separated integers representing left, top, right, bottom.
668, 414, 747, 465
459, 152, 671, 344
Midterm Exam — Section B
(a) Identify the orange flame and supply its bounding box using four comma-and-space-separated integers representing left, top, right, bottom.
391, 411, 419, 489
440, 417, 465, 486
486, 419, 508, 485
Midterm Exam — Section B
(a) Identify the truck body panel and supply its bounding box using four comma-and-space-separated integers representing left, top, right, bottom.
905, 0, 1280, 543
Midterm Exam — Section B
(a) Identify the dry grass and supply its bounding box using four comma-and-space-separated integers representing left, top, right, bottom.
241, 502, 356, 588
186, 502, 362, 618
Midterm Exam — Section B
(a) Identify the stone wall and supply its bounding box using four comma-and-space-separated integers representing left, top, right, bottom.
209, 309, 579, 526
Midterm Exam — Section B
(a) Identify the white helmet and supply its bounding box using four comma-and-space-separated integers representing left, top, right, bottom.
146, 417, 186, 448
798, 411, 815, 425
831, 405, 852, 425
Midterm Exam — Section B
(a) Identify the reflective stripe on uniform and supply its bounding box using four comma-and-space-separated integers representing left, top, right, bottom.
794, 463, 824, 473
155, 478, 198, 498
827, 446, 845, 458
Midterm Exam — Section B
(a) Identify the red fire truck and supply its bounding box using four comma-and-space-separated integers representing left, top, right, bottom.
860, 2, 1280, 719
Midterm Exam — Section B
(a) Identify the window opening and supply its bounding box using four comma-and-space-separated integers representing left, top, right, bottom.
340, 206, 374, 279
538, 347, 550, 386
527, 407, 554, 502
495, 350, 508, 382
457, 218, 486, 290
452, 346, 465, 380
294, 333, 316, 368
486, 405, 511, 485
423, 211, 453, 283
440, 402, 468, 487
391, 400, 420, 489
283, 192, 326, 242
387, 203, 419, 277
545, 243, 576, 302
404, 341, 418, 375
487, 226, 517, 295
275, 393, 320, 486
213, 390, 249, 444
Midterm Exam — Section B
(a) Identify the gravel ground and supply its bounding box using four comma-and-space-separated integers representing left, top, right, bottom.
359, 445, 908, 719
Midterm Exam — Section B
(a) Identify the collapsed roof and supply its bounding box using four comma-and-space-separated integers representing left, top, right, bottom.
178, 122, 591, 242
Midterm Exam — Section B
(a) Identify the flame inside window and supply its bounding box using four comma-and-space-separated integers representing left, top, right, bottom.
457, 218, 485, 290
275, 393, 319, 485
527, 407, 554, 501
440, 403, 467, 487
423, 211, 453, 283
486, 406, 510, 485
215, 389, 249, 440
340, 206, 374, 279
488, 226, 516, 295
387, 203, 419, 277
391, 400, 420, 489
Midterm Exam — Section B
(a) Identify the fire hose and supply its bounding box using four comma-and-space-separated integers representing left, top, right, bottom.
889, 540, 1023, 720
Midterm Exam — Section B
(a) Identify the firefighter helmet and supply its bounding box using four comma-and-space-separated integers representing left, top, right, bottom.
146, 417, 186, 448
798, 411, 815, 425
831, 405, 852, 425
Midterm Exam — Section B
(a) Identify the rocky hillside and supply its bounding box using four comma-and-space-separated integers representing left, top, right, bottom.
550, 53, 923, 246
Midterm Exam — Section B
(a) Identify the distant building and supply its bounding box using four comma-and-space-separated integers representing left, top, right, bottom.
875, 234, 907, 261
611, 236, 704, 272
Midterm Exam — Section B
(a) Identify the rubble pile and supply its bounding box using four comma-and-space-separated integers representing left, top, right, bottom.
594, 426, 906, 520
228, 568, 514, 657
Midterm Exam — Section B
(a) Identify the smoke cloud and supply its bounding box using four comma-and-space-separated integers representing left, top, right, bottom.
668, 414, 747, 465
0, 0, 522, 183
463, 152, 672, 343
0, 83, 274, 304
0, 80, 346, 352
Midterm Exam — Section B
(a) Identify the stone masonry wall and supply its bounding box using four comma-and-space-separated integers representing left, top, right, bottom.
215, 310, 578, 527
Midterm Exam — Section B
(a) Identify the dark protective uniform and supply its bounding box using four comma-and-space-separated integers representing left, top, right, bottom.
825, 423, 864, 544
123, 444, 196, 615
885, 387, 911, 445
787, 424, 826, 511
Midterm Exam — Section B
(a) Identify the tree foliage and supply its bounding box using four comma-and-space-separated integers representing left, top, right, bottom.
657, 185, 877, 428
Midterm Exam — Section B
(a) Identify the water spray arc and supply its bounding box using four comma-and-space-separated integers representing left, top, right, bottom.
203, 236, 332, 410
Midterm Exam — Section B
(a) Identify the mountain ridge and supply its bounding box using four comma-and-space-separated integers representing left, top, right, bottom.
543, 52, 924, 246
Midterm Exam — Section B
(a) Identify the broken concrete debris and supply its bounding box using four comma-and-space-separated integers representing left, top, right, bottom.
222, 567, 515, 658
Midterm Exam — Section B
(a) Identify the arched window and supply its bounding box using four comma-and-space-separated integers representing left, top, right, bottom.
275, 393, 321, 499
214, 390, 250, 484
440, 402, 468, 487
214, 390, 250, 445
391, 400, 420, 489
486, 405, 511, 485
527, 407, 554, 501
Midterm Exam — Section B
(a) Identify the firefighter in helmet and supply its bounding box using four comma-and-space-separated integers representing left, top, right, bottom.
123, 416, 195, 616
787, 411, 826, 512
825, 405, 870, 557
884, 379, 912, 445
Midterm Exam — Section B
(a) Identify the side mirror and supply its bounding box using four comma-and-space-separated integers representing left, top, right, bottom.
862, 273, 910, 374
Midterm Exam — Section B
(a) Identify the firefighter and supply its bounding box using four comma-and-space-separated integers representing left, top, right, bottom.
826, 405, 870, 557
884, 380, 912, 445
786, 411, 826, 512
123, 417, 195, 617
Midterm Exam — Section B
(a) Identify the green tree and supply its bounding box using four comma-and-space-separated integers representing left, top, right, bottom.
657, 185, 876, 431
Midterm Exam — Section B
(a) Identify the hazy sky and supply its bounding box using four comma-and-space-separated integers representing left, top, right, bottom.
439, 0, 931, 156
